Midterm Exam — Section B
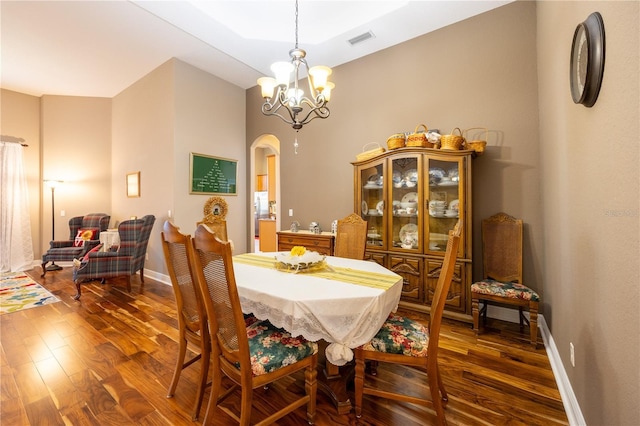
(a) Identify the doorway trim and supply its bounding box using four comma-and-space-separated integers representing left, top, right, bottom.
250, 134, 280, 252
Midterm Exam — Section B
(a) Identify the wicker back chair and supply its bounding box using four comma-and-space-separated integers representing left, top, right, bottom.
160, 221, 210, 421
354, 222, 462, 426
190, 224, 318, 425
471, 213, 539, 347
334, 213, 367, 260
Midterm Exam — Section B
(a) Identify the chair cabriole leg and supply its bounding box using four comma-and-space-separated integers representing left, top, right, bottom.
354, 351, 365, 418
471, 297, 479, 334
73, 282, 82, 300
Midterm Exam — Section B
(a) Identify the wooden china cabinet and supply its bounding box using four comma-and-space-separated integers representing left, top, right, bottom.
352, 147, 475, 322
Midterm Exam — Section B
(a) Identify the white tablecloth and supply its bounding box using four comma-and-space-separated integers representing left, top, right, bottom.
233, 252, 403, 365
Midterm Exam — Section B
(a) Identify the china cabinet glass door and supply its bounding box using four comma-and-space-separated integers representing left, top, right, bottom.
424, 155, 464, 255
389, 155, 422, 253
360, 161, 386, 250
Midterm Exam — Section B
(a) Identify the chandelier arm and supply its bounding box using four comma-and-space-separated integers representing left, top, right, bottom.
293, 102, 330, 126
262, 91, 302, 127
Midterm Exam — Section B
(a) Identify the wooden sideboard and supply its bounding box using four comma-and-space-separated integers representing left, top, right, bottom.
277, 231, 335, 256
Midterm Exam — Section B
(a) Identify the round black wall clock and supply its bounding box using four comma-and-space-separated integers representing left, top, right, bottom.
570, 12, 605, 107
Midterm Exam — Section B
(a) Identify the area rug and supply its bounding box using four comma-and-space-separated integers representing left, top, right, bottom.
0, 271, 61, 315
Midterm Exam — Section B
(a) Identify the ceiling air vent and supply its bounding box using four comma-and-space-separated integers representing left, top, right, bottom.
348, 31, 375, 46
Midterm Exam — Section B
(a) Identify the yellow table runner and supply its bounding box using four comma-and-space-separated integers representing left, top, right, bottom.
233, 253, 399, 291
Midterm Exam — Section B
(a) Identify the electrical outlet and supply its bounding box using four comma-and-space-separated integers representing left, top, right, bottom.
167, 210, 172, 218
289, 209, 294, 217
60, 210, 65, 217
570, 342, 575, 367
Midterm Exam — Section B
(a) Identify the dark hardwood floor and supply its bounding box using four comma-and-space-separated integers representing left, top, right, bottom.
1, 268, 568, 425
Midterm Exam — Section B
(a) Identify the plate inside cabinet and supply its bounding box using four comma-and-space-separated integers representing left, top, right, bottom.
399, 223, 418, 248
376, 200, 384, 215
402, 169, 418, 182
429, 168, 446, 178
449, 199, 459, 211
402, 192, 418, 203
362, 201, 368, 214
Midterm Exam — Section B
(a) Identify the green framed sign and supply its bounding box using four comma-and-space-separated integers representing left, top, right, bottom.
190, 152, 238, 195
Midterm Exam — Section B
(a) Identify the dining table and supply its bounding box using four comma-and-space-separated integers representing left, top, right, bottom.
232, 251, 403, 413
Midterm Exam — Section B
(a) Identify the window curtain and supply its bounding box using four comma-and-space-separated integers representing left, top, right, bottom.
0, 141, 34, 272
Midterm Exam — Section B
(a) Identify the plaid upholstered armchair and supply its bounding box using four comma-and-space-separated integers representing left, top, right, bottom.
41, 213, 110, 277
72, 215, 155, 300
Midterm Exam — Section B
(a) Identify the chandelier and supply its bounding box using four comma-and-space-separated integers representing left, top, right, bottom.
257, 0, 335, 131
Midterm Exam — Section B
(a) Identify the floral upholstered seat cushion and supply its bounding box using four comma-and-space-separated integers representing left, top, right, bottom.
361, 314, 429, 357
245, 319, 318, 376
471, 279, 539, 302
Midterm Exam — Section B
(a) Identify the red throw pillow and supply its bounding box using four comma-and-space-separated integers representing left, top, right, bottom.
82, 243, 103, 261
73, 228, 98, 247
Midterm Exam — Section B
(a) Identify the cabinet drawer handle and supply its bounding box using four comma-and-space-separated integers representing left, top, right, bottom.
313, 241, 319, 246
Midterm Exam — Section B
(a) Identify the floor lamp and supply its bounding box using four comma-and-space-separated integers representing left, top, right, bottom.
44, 179, 63, 271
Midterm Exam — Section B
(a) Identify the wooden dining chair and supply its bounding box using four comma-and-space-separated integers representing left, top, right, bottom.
354, 222, 462, 426
197, 217, 234, 252
471, 212, 540, 347
334, 213, 367, 259
190, 224, 319, 426
160, 221, 210, 421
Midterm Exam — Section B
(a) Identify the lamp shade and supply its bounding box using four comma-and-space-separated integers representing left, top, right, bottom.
309, 65, 332, 90
44, 179, 62, 188
257, 77, 276, 99
271, 61, 294, 86
286, 88, 304, 107
322, 82, 335, 102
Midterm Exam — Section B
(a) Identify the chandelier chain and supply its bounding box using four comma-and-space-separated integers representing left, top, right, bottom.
294, 0, 299, 49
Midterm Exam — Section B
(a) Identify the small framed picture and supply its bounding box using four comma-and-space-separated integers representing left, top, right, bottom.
126, 172, 140, 198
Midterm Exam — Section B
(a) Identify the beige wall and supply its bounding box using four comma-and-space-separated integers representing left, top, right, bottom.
246, 1, 544, 291
537, 1, 639, 425
40, 95, 112, 250
173, 59, 247, 253
111, 58, 246, 274
1, 89, 42, 257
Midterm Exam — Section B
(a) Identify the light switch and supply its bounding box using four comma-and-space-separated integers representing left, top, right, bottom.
60, 210, 65, 217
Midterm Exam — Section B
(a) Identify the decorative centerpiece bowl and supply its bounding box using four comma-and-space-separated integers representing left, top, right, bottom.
275, 246, 326, 273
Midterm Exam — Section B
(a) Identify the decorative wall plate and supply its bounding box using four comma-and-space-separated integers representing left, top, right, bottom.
203, 196, 228, 221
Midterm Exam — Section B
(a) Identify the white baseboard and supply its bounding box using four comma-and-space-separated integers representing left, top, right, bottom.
538, 315, 586, 426
143, 269, 170, 286
484, 306, 585, 426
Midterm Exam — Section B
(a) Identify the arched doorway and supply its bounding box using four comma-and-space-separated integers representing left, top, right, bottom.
250, 135, 280, 252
